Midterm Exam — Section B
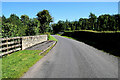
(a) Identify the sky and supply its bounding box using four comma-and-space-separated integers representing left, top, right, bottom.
118, 1, 120, 14
2, 2, 119, 23
1, 0, 120, 2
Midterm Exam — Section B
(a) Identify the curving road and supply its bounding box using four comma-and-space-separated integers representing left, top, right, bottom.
22, 35, 118, 78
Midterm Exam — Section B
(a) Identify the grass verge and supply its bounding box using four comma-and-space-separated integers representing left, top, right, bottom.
60, 35, 119, 57
0, 58, 2, 80
2, 50, 42, 78
62, 31, 120, 57
2, 41, 57, 79
48, 34, 58, 41
65, 30, 120, 33
61, 36, 75, 40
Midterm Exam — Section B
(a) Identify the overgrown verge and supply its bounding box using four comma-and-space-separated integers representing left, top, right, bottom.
62, 30, 120, 57
48, 34, 58, 41
2, 41, 57, 79
0, 58, 2, 80
2, 50, 42, 78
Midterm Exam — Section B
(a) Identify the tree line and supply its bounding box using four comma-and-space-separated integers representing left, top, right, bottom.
1, 10, 53, 38
1, 10, 120, 37
52, 13, 120, 34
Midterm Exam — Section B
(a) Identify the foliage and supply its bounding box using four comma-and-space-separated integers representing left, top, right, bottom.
2, 23, 19, 37
2, 11, 120, 37
2, 10, 53, 38
37, 10, 53, 33
89, 13, 97, 30
62, 31, 120, 57
52, 13, 120, 34
0, 58, 1, 79
48, 34, 58, 41
0, 16, 2, 38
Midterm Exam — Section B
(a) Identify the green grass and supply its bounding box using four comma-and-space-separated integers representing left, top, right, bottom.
48, 34, 58, 41
2, 50, 43, 78
2, 40, 56, 79
62, 36, 75, 40
65, 30, 120, 33
56, 34, 61, 36
62, 31, 120, 57
57, 34, 75, 40
0, 58, 2, 79
62, 35, 119, 57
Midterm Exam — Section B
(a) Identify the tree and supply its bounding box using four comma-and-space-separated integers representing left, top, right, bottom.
2, 23, 18, 37
97, 14, 114, 31
89, 13, 97, 30
7, 14, 20, 25
0, 16, 2, 38
71, 21, 75, 31
113, 14, 120, 31
21, 15, 30, 36
2, 15, 7, 24
21, 15, 29, 24
37, 10, 53, 33
32, 18, 40, 35
65, 20, 71, 30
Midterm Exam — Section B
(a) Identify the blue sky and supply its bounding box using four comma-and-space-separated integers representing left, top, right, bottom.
2, 2, 118, 23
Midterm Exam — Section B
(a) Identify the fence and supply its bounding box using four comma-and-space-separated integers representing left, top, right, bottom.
0, 37, 22, 56
0, 35, 48, 56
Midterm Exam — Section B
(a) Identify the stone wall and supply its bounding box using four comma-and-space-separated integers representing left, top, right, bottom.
21, 35, 48, 50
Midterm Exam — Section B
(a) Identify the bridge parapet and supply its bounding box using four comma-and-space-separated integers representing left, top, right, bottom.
21, 35, 47, 50
0, 35, 48, 56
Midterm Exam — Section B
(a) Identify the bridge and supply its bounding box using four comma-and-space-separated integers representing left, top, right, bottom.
0, 35, 47, 56
0, 35, 118, 78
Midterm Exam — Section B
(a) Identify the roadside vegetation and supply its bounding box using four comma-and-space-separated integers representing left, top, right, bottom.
0, 58, 2, 79
61, 30, 120, 57
1, 10, 53, 38
57, 34, 74, 40
52, 13, 120, 57
2, 50, 42, 78
48, 34, 58, 41
2, 40, 56, 79
0, 17, 2, 38
64, 30, 120, 33
52, 13, 120, 33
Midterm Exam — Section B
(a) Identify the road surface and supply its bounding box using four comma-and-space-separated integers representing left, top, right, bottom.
22, 35, 118, 78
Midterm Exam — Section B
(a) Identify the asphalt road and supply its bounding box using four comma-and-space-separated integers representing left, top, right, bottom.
22, 35, 118, 78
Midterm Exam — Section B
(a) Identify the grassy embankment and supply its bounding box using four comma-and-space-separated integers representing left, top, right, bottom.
0, 58, 2, 80
61, 30, 120, 57
2, 35, 57, 78
65, 30, 120, 33
48, 34, 58, 41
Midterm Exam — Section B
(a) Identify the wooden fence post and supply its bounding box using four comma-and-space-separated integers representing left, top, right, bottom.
6, 37, 8, 52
